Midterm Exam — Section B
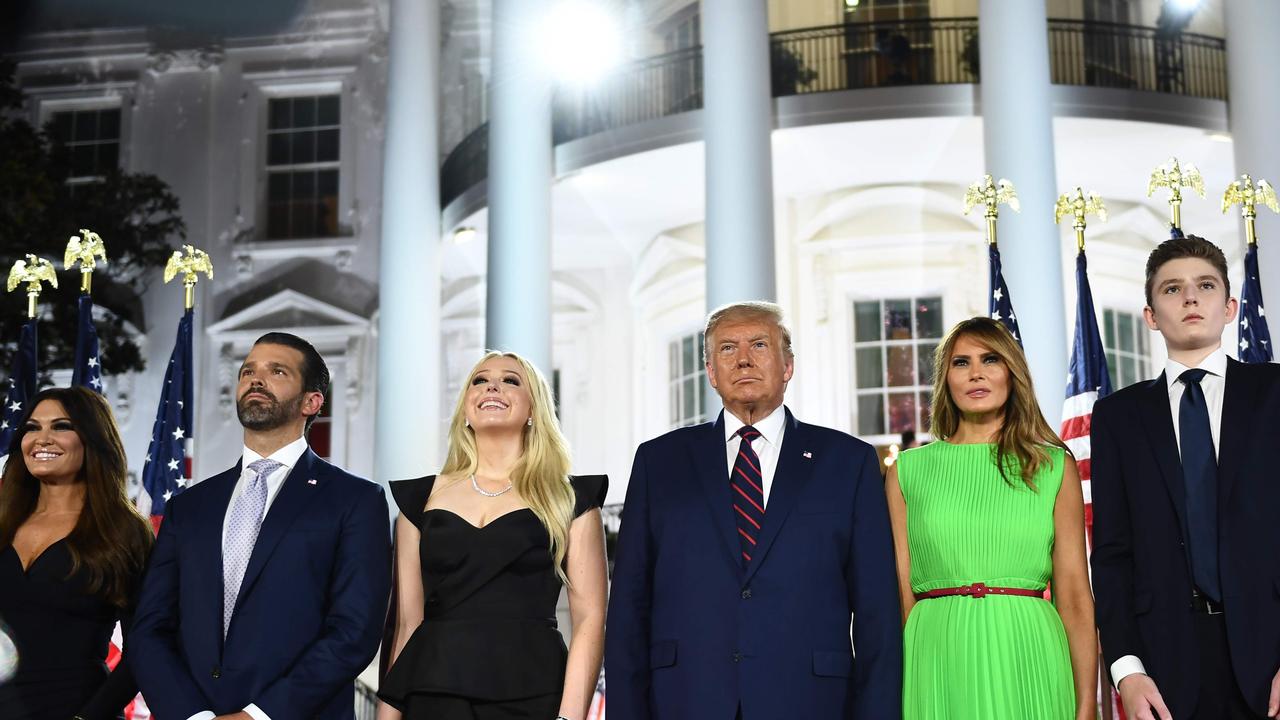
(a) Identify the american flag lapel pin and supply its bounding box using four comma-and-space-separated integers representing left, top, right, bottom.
307, 478, 317, 485
802, 451, 813, 459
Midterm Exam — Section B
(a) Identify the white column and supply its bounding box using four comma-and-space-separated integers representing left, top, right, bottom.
1226, 0, 1280, 299
979, 0, 1068, 425
486, 0, 553, 373
703, 0, 776, 310
375, 0, 441, 484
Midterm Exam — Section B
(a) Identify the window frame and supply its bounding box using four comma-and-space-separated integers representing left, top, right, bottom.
669, 331, 709, 429
1102, 307, 1152, 390
850, 295, 943, 444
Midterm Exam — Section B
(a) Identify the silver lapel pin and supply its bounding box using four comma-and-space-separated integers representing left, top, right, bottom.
307, 478, 317, 485
802, 451, 813, 459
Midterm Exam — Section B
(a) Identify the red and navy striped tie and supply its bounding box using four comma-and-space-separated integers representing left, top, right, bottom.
731, 426, 765, 565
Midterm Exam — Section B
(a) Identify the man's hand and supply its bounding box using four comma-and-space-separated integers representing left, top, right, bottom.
1267, 666, 1280, 717
213, 713, 252, 720
1118, 673, 1172, 720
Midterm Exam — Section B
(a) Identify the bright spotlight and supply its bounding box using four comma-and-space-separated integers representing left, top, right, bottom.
540, 1, 623, 87
1168, 0, 1201, 11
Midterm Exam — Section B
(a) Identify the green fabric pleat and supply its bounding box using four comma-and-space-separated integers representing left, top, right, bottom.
898, 441, 1074, 720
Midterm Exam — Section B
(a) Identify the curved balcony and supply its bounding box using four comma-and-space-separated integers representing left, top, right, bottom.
441, 17, 1226, 216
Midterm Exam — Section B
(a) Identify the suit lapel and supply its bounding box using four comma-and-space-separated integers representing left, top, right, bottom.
1138, 372, 1188, 529
1217, 358, 1254, 507
692, 413, 742, 570
232, 449, 327, 617
744, 409, 815, 585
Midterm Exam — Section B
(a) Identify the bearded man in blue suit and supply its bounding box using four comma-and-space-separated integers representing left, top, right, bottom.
131, 332, 390, 720
606, 301, 901, 719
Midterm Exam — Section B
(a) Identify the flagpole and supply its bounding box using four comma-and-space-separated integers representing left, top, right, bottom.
964, 174, 1024, 344
1222, 173, 1280, 248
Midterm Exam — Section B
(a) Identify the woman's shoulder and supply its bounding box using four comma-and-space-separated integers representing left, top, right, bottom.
568, 474, 608, 518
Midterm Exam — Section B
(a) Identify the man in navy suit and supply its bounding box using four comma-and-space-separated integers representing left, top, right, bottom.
1092, 236, 1280, 720
131, 332, 391, 720
606, 301, 901, 719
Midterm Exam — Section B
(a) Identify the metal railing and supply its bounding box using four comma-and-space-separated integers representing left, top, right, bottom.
355, 679, 378, 720
441, 18, 1226, 209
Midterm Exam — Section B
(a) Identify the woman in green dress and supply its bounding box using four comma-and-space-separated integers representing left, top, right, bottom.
886, 317, 1096, 719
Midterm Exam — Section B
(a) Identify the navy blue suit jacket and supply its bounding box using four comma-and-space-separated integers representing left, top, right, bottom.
129, 449, 391, 720
1091, 358, 1280, 717
605, 409, 902, 720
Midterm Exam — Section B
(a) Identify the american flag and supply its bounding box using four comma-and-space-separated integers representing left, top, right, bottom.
72, 293, 104, 393
0, 319, 39, 463
137, 309, 194, 528
988, 243, 1022, 345
1059, 248, 1118, 719
587, 670, 606, 720
1238, 242, 1272, 363
1060, 249, 1112, 529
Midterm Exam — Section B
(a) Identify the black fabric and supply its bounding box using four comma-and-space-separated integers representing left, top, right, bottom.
1188, 614, 1266, 720
403, 690, 560, 719
381, 474, 607, 706
0, 540, 138, 720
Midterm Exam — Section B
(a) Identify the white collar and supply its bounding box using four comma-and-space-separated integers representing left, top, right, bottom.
723, 404, 788, 445
1164, 347, 1228, 390
242, 435, 309, 471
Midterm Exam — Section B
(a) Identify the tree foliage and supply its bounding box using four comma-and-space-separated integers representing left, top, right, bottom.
0, 60, 185, 378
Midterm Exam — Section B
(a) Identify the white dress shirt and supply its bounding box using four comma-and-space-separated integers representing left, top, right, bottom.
1110, 348, 1227, 689
723, 404, 787, 507
188, 436, 309, 720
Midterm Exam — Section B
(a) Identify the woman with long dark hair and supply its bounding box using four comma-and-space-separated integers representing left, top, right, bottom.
0, 387, 153, 720
886, 317, 1096, 719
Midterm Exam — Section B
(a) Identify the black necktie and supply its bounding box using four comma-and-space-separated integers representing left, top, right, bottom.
1179, 368, 1221, 602
731, 426, 765, 566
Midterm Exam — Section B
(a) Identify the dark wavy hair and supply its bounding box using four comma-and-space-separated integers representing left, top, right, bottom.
0, 387, 152, 608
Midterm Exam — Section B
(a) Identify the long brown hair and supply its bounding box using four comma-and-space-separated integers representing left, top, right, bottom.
929, 317, 1070, 487
0, 387, 152, 607
441, 351, 576, 583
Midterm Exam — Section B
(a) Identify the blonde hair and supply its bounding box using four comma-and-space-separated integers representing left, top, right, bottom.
442, 351, 576, 582
928, 317, 1069, 487
703, 301, 795, 363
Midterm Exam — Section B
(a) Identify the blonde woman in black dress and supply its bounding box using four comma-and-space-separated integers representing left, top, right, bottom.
378, 351, 607, 720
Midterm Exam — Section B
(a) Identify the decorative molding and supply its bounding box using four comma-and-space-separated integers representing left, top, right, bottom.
147, 46, 225, 76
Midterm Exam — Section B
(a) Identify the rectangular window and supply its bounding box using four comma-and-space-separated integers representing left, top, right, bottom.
669, 332, 708, 429
265, 95, 341, 239
852, 296, 942, 438
1103, 308, 1151, 389
50, 108, 121, 184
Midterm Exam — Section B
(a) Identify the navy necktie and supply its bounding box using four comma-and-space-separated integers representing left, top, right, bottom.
1179, 368, 1221, 602
731, 426, 765, 566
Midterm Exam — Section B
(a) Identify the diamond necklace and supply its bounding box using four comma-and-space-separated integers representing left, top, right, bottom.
470, 473, 513, 498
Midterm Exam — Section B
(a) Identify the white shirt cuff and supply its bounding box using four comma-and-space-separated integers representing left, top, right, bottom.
1110, 654, 1147, 688
244, 704, 272, 720
186, 713, 217, 720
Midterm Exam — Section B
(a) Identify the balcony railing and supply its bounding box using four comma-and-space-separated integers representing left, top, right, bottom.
442, 17, 1226, 209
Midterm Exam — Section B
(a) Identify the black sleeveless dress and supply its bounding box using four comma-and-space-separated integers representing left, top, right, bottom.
0, 539, 139, 720
379, 474, 607, 718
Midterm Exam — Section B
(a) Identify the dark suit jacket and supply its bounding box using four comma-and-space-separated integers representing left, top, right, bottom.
129, 449, 392, 720
1091, 357, 1280, 717
605, 408, 902, 720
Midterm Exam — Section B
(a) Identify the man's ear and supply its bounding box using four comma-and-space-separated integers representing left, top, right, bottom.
706, 361, 719, 389
1142, 305, 1160, 331
1224, 296, 1239, 323
302, 390, 326, 418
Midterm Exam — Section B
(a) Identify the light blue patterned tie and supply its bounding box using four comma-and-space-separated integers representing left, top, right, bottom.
223, 458, 281, 637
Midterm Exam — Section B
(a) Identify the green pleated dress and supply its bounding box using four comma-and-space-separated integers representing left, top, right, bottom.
897, 441, 1075, 720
